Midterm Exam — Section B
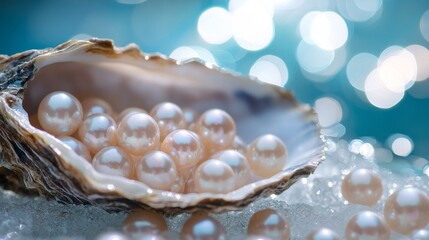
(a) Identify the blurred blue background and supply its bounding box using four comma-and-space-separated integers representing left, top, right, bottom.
1, 0, 429, 161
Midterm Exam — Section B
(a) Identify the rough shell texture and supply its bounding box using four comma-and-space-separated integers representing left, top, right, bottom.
0, 39, 325, 213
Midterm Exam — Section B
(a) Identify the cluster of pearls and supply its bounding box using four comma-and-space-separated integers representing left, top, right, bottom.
34, 91, 289, 194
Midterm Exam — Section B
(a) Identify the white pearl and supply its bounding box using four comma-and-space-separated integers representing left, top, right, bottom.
212, 150, 250, 189
116, 113, 160, 155
123, 209, 167, 236
78, 113, 117, 154
384, 187, 429, 235
246, 134, 287, 178
117, 107, 147, 122
58, 136, 91, 162
341, 168, 383, 206
82, 98, 114, 118
136, 151, 178, 191
345, 211, 390, 240
37, 91, 83, 136
307, 228, 340, 240
180, 214, 225, 240
194, 159, 235, 194
247, 209, 291, 240
92, 147, 132, 178
150, 102, 186, 139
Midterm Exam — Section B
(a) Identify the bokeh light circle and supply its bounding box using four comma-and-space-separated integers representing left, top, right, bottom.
297, 40, 335, 73
300, 11, 320, 45
347, 53, 378, 91
310, 11, 348, 50
364, 68, 404, 109
198, 7, 233, 44
337, 0, 383, 22
170, 46, 217, 65
406, 44, 429, 81
249, 55, 289, 87
314, 97, 343, 128
420, 10, 429, 42
387, 134, 414, 157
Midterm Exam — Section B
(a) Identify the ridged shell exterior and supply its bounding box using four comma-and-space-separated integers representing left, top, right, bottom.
0, 39, 324, 212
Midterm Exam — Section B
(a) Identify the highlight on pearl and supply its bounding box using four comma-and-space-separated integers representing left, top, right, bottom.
341, 168, 383, 206
306, 228, 340, 240
194, 159, 235, 194
212, 149, 250, 188
247, 134, 288, 178
78, 113, 117, 155
122, 209, 167, 237
92, 146, 132, 178
247, 208, 291, 240
136, 151, 178, 191
383, 187, 429, 235
150, 102, 186, 139
345, 211, 390, 240
58, 136, 91, 162
411, 229, 429, 240
37, 91, 83, 136
180, 214, 226, 240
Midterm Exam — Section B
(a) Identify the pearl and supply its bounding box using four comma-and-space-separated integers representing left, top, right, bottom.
180, 214, 226, 240
345, 211, 390, 240
160, 129, 204, 170
58, 136, 91, 162
195, 109, 236, 154
247, 209, 291, 240
341, 168, 383, 206
411, 229, 429, 240
150, 102, 186, 139
212, 150, 250, 189
116, 113, 160, 155
307, 228, 340, 240
384, 187, 429, 235
194, 159, 235, 194
78, 113, 117, 154
136, 151, 178, 191
246, 134, 287, 178
117, 107, 147, 122
81, 98, 114, 118
232, 136, 247, 155
95, 231, 130, 240
92, 147, 132, 178
37, 91, 83, 136
123, 209, 167, 236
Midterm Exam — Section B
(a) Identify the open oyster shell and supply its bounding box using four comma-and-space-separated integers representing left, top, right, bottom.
0, 39, 324, 213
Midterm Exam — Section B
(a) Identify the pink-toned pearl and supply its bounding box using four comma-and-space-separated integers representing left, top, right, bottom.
58, 136, 91, 162
123, 209, 167, 236
195, 109, 236, 154
136, 151, 178, 191
345, 211, 390, 240
180, 214, 225, 240
37, 91, 83, 136
78, 113, 117, 154
341, 169, 383, 206
384, 187, 429, 235
160, 129, 204, 170
246, 134, 287, 178
116, 113, 160, 155
150, 102, 186, 139
247, 209, 291, 240
117, 107, 147, 122
92, 147, 132, 178
212, 150, 250, 189
194, 159, 235, 194
232, 136, 247, 155
81, 98, 114, 118
307, 228, 340, 240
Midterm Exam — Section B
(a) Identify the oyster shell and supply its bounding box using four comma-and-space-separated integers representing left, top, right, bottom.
0, 39, 324, 212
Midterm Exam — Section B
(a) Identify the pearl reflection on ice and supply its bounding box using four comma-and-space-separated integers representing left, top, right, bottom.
123, 209, 167, 236
194, 159, 235, 194
117, 113, 160, 155
246, 134, 287, 178
37, 91, 83, 136
136, 151, 178, 191
341, 168, 383, 206
180, 214, 226, 240
195, 109, 236, 154
58, 136, 91, 162
82, 98, 114, 118
92, 147, 132, 178
384, 188, 429, 235
78, 113, 117, 154
161, 129, 204, 170
345, 211, 390, 240
212, 150, 250, 188
307, 228, 340, 240
247, 209, 291, 240
95, 231, 130, 240
150, 102, 186, 139
411, 229, 429, 240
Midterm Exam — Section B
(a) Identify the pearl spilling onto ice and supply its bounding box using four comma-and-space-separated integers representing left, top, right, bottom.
92, 146, 132, 178
150, 102, 186, 139
383, 187, 429, 235
58, 136, 91, 162
212, 150, 250, 189
345, 211, 390, 240
247, 209, 291, 240
37, 91, 83, 136
136, 151, 178, 191
246, 134, 287, 178
307, 228, 340, 240
122, 209, 167, 236
341, 168, 383, 206
78, 113, 117, 154
180, 214, 226, 240
194, 159, 235, 194
116, 113, 160, 155
82, 98, 114, 118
